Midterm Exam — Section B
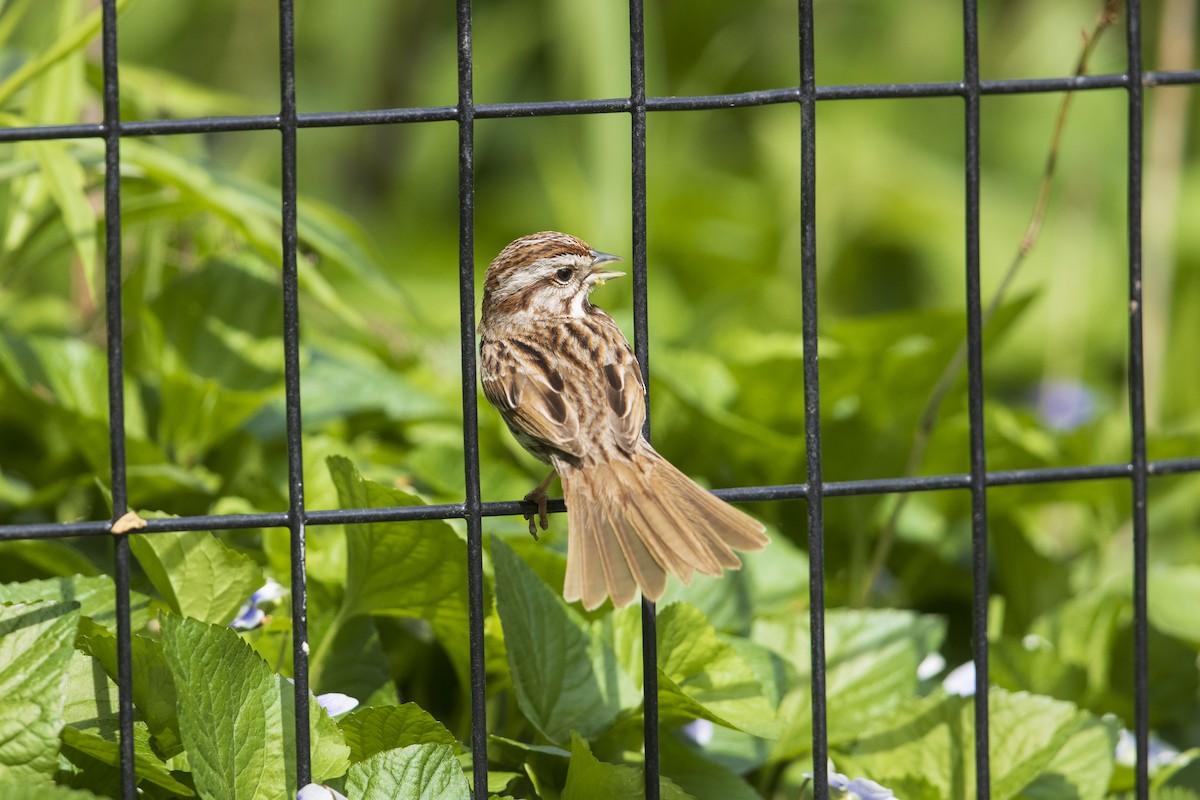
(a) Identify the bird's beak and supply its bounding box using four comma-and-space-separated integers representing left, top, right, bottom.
587, 250, 625, 285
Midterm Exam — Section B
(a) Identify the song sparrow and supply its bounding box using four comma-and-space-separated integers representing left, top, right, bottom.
479, 231, 768, 610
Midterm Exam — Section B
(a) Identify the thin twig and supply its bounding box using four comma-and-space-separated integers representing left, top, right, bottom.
856, 0, 1125, 607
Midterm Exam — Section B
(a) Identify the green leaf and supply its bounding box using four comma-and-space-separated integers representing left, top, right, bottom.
491, 536, 637, 743
161, 614, 350, 799
30, 141, 97, 301
310, 612, 397, 710
0, 574, 151, 631
758, 607, 944, 757
843, 689, 1115, 800
659, 733, 760, 800
61, 650, 184, 794
561, 732, 693, 800
129, 527, 264, 625
0, 0, 137, 108
655, 603, 780, 740
76, 618, 182, 758
0, 600, 79, 777
0, 772, 101, 799
1148, 565, 1200, 647
327, 456, 472, 677
343, 743, 470, 800
339, 704, 459, 763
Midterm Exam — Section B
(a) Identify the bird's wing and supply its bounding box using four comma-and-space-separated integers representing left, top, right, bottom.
587, 313, 647, 453
481, 337, 585, 458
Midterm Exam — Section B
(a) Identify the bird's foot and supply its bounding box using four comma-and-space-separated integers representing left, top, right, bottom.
522, 487, 549, 540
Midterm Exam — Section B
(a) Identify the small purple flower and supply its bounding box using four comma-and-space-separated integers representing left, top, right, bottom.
1031, 379, 1098, 432
230, 578, 287, 631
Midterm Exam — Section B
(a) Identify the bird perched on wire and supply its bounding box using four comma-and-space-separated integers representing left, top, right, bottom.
479, 231, 768, 610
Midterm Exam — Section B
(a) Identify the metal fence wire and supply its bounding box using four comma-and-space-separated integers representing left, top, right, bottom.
0, 1, 1199, 799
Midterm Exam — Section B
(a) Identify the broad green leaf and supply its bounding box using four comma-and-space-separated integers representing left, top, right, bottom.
758, 607, 944, 756
161, 615, 349, 799
0, 772, 100, 799
61, 650, 182, 793
339, 704, 459, 763
327, 456, 472, 676
129, 528, 263, 625
660, 732, 760, 800
0, 600, 79, 777
561, 732, 693, 800
0, 575, 151, 631
344, 743, 470, 800
843, 689, 1113, 800
1148, 565, 1200, 647
491, 536, 637, 743
76, 618, 182, 757
61, 723, 194, 796
989, 635, 1086, 702
655, 603, 780, 739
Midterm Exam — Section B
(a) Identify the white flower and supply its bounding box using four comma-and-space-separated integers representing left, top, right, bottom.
917, 652, 946, 681
681, 719, 714, 746
316, 692, 359, 717
230, 578, 288, 631
943, 661, 976, 696
297, 784, 349, 800
808, 762, 896, 800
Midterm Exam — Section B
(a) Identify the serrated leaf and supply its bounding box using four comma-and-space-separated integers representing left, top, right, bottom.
843, 689, 1113, 800
344, 743, 470, 800
338, 704, 459, 763
561, 732, 693, 800
0, 772, 102, 799
0, 600, 79, 777
758, 607, 944, 756
76, 618, 182, 757
129, 528, 263, 625
0, 575, 151, 631
491, 536, 637, 743
61, 723, 194, 796
161, 615, 349, 799
655, 603, 780, 739
327, 456, 472, 676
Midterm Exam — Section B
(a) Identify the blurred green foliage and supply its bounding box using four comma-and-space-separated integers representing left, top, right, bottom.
0, 0, 1198, 797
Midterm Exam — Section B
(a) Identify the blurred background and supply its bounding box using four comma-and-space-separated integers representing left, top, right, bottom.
0, 0, 1198, 792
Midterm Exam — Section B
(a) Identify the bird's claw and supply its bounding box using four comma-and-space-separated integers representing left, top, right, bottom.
523, 489, 549, 540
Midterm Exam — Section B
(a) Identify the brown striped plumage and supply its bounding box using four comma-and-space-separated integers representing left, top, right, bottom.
479, 231, 768, 610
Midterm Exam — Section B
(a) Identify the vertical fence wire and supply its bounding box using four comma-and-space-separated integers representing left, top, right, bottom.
797, 0, 828, 796
455, 2, 489, 797
961, 1, 992, 797
100, 1, 135, 796
627, 2, 661, 797
277, 0, 312, 786
1124, 0, 1150, 797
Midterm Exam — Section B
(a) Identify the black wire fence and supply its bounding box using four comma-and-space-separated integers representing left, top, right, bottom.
0, 1, 1198, 799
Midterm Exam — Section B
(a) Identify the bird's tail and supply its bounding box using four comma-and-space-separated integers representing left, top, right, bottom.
559, 448, 768, 610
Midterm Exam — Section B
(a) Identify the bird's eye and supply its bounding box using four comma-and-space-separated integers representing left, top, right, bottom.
554, 267, 573, 283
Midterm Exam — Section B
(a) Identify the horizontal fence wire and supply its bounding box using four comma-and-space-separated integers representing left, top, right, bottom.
0, 1, 1197, 798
